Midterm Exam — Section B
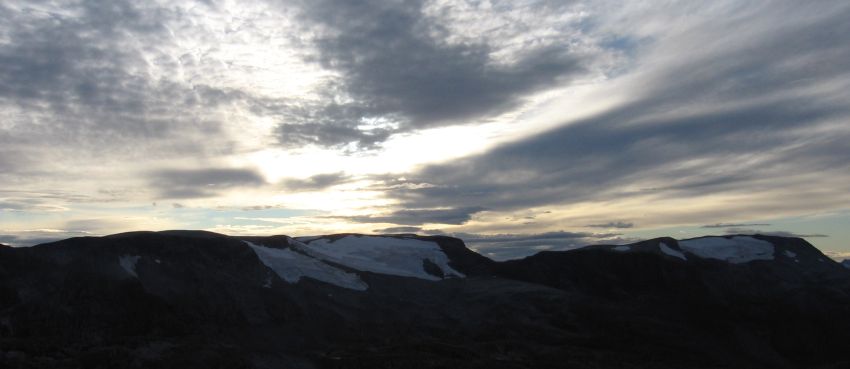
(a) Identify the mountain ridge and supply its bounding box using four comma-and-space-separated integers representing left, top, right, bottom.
1, 231, 849, 368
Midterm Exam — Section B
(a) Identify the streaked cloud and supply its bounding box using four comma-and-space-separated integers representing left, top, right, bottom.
281, 172, 351, 191
149, 168, 266, 199
587, 222, 634, 229
272, 0, 597, 149
0, 0, 847, 257
721, 228, 829, 239
455, 230, 633, 261
337, 206, 486, 226
372, 1, 850, 232
702, 223, 772, 229
373, 226, 422, 234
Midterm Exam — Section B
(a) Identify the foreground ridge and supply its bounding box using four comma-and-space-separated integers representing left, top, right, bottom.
1, 231, 849, 368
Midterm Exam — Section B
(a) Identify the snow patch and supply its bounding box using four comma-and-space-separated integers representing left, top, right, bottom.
842, 260, 850, 269
119, 255, 141, 277
679, 236, 774, 264
659, 242, 687, 260
247, 241, 368, 291
613, 246, 630, 252
296, 236, 464, 281
783, 250, 797, 258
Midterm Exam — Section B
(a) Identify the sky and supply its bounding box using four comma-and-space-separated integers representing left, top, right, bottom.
1, 0, 849, 260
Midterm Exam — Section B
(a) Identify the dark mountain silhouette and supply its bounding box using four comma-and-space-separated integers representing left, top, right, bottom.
1, 231, 849, 368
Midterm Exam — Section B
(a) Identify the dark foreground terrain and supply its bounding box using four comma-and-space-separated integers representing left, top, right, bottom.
1, 231, 849, 368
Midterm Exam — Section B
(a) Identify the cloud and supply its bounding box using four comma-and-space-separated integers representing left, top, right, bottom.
374, 1, 850, 226
337, 206, 486, 226
458, 231, 621, 244
0, 197, 69, 212
451, 231, 632, 261
373, 226, 422, 234
764, 232, 829, 238
273, 0, 592, 149
702, 223, 771, 228
721, 228, 829, 239
241, 205, 275, 211
149, 168, 265, 199
281, 172, 351, 191
824, 251, 850, 261
0, 0, 229, 151
586, 221, 634, 229
0, 229, 91, 247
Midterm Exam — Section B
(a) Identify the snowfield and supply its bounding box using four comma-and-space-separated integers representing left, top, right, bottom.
246, 241, 368, 291
119, 255, 141, 277
296, 236, 465, 281
678, 236, 774, 263
659, 242, 687, 260
246, 235, 464, 290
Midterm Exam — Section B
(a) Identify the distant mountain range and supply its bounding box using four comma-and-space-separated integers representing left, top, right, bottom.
1, 231, 849, 368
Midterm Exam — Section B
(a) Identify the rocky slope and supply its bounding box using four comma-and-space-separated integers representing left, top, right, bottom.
1, 231, 849, 368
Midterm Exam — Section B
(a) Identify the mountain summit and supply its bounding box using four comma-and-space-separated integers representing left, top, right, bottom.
1, 231, 849, 368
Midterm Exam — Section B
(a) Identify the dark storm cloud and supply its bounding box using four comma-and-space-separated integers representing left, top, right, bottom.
587, 222, 634, 229
281, 172, 352, 191
337, 206, 486, 226
277, 0, 586, 148
376, 3, 850, 217
149, 168, 266, 199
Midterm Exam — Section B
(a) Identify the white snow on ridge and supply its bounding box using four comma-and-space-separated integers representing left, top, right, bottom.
297, 236, 465, 281
119, 255, 141, 277
679, 236, 774, 264
783, 250, 797, 258
246, 241, 368, 291
659, 242, 687, 260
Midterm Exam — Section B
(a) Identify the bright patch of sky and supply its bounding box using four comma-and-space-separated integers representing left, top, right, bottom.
1, 0, 848, 258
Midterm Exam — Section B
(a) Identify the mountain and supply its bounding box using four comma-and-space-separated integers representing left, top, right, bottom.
1, 232, 849, 369
842, 259, 850, 269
